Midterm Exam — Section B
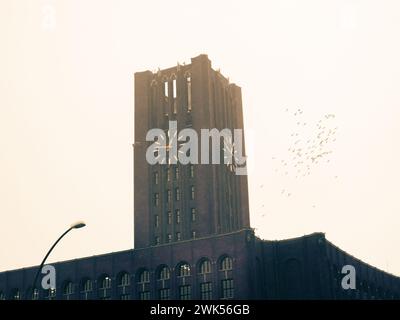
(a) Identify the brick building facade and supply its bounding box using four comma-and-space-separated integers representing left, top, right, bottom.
0, 55, 399, 300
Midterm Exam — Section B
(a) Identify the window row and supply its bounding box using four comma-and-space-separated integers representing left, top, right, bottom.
0, 257, 233, 300
157, 75, 192, 114
153, 165, 195, 185
153, 186, 195, 206
0, 282, 232, 301
155, 208, 196, 227
154, 230, 196, 245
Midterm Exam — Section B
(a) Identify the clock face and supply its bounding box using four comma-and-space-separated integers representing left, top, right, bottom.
153, 130, 186, 164
223, 136, 240, 173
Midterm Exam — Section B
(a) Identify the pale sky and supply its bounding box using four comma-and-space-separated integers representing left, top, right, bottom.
1, 0, 399, 276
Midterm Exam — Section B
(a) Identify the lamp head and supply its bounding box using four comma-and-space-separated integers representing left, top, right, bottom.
71, 221, 86, 229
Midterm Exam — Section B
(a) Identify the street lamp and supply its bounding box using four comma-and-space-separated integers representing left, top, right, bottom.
31, 221, 86, 299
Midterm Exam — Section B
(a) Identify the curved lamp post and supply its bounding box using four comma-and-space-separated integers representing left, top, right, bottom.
32, 221, 86, 298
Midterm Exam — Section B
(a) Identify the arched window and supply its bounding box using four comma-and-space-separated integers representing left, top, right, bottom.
99, 275, 112, 289
117, 272, 131, 300
27, 287, 39, 300
220, 256, 233, 271
11, 289, 21, 300
98, 275, 112, 300
157, 266, 171, 300
176, 262, 191, 300
80, 278, 92, 300
178, 263, 191, 277
63, 281, 74, 300
198, 258, 213, 300
199, 259, 212, 274
137, 269, 150, 300
158, 266, 170, 281
118, 272, 130, 287
138, 269, 150, 284
219, 256, 234, 299
45, 288, 56, 300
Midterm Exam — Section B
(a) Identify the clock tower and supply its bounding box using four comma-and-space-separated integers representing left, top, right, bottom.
134, 54, 250, 248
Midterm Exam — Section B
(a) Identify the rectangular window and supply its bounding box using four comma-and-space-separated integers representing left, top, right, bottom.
154, 193, 159, 206
172, 79, 177, 114
176, 232, 181, 241
176, 209, 181, 224
167, 211, 172, 224
167, 234, 172, 243
139, 291, 150, 300
191, 208, 196, 222
167, 190, 172, 203
172, 79, 177, 98
200, 282, 213, 300
190, 186, 195, 200
155, 215, 159, 228
190, 165, 194, 178
179, 285, 191, 300
187, 76, 192, 112
159, 288, 170, 300
120, 294, 130, 300
175, 188, 180, 201
175, 166, 179, 180
166, 168, 171, 182
221, 279, 234, 299
192, 231, 196, 239
154, 172, 159, 185
164, 81, 169, 97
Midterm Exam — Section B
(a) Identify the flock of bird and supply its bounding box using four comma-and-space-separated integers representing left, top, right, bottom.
272, 108, 338, 184
257, 107, 339, 218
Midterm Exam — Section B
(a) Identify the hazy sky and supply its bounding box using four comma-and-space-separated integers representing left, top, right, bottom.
1, 0, 399, 276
